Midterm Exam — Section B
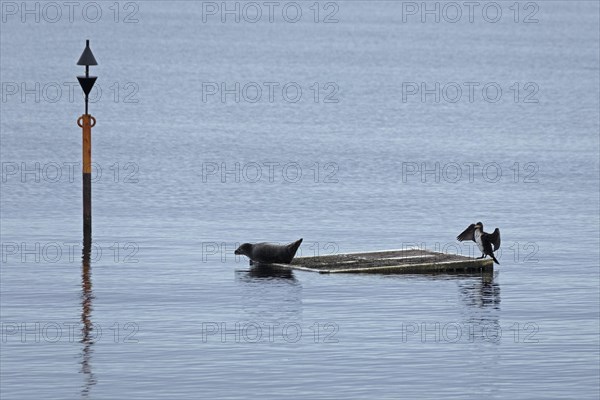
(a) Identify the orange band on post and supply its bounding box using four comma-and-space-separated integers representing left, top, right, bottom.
80, 114, 93, 174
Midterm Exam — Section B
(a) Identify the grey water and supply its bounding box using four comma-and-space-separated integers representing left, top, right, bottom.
1, 1, 599, 399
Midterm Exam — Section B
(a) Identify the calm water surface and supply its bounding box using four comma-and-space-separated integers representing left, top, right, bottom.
1, 1, 599, 399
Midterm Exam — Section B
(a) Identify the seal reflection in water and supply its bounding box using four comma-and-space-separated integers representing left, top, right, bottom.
240, 265, 296, 281
234, 238, 303, 265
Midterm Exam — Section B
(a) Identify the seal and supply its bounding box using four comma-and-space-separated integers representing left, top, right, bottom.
234, 238, 303, 265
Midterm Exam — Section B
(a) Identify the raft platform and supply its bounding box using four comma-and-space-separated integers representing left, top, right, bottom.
276, 249, 493, 274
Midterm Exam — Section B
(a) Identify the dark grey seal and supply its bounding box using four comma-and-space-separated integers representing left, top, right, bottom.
234, 238, 303, 265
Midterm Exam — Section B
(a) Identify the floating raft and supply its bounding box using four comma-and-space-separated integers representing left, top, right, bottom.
277, 249, 493, 274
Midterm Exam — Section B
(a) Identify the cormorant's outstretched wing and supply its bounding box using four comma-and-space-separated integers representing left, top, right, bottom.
488, 228, 501, 250
457, 224, 476, 242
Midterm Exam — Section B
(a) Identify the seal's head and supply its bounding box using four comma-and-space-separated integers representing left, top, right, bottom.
234, 243, 252, 257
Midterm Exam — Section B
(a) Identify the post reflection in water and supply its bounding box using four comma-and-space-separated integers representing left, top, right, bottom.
80, 239, 96, 398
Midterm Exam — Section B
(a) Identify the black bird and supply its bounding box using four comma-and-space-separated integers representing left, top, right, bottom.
457, 222, 501, 264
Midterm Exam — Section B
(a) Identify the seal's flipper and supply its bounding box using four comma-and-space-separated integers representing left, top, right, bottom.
284, 238, 303, 263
